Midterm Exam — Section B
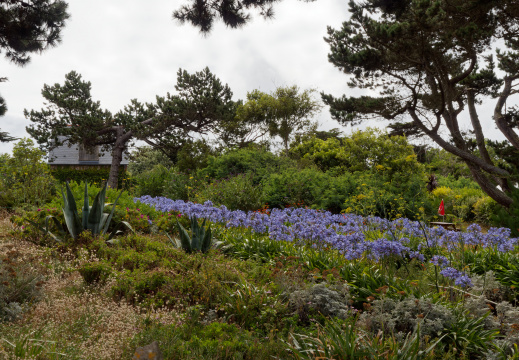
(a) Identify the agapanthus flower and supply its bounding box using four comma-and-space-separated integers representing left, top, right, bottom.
430, 255, 450, 267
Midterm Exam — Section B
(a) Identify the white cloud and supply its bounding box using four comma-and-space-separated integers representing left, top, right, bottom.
0, 0, 513, 154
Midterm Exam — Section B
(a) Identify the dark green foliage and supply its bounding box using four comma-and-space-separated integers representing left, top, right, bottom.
492, 189, 519, 236
133, 165, 174, 198
0, 0, 69, 66
262, 167, 349, 210
50, 166, 129, 190
195, 174, 264, 211
201, 146, 285, 185
0, 0, 69, 139
173, 0, 281, 33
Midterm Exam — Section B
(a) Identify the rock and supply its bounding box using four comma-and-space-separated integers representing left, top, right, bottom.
133, 341, 162, 360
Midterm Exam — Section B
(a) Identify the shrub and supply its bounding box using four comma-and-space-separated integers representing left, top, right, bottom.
343, 171, 430, 220
78, 261, 112, 284
261, 167, 330, 209
290, 283, 352, 320
0, 138, 55, 209
430, 186, 485, 222
200, 147, 288, 185
194, 174, 264, 211
133, 164, 175, 197
359, 297, 454, 340
473, 196, 499, 226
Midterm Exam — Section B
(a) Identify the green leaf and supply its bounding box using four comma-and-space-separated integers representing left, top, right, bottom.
62, 182, 82, 239
25, 217, 62, 243
107, 221, 134, 240
165, 231, 181, 248
101, 189, 124, 236
87, 182, 108, 234
82, 182, 89, 229
201, 226, 212, 253
177, 220, 193, 253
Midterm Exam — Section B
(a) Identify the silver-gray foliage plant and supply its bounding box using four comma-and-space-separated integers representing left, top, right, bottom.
359, 297, 454, 340
290, 283, 352, 319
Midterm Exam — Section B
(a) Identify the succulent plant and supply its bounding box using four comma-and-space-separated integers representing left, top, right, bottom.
26, 182, 133, 242
166, 216, 212, 253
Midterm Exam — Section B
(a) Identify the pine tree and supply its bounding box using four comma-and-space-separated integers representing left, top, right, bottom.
0, 0, 69, 141
321, 0, 519, 209
26, 68, 237, 188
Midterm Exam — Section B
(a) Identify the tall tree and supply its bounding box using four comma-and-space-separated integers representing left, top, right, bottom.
26, 67, 237, 188
233, 86, 320, 154
320, 0, 519, 208
0, 0, 69, 140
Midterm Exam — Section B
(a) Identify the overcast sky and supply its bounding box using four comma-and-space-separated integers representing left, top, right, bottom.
0, 0, 511, 155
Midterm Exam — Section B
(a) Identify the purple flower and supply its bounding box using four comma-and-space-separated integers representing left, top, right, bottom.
430, 255, 450, 267
440, 267, 472, 288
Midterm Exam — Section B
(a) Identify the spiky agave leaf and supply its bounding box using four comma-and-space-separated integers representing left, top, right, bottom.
101, 189, 124, 236
201, 226, 212, 253
62, 182, 82, 239
165, 231, 182, 248
177, 220, 193, 253
108, 221, 133, 240
87, 182, 108, 235
82, 182, 89, 229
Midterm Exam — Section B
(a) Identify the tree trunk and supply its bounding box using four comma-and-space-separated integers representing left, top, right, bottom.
107, 127, 132, 189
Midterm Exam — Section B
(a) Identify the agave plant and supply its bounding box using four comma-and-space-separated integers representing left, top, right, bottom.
27, 182, 133, 242
166, 216, 212, 253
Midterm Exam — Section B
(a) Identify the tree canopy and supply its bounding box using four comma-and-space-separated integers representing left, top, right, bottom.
25, 67, 237, 188
229, 85, 321, 154
173, 0, 282, 33
320, 0, 519, 208
0, 0, 69, 141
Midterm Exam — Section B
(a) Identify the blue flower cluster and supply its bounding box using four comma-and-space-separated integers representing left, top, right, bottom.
439, 267, 473, 288
136, 196, 518, 289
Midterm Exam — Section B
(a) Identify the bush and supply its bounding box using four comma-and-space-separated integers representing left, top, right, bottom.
430, 186, 485, 222
0, 138, 55, 209
473, 196, 499, 226
133, 165, 175, 198
343, 171, 431, 220
194, 174, 264, 211
261, 167, 331, 209
359, 297, 454, 340
78, 261, 112, 284
200, 147, 289, 185
51, 166, 130, 190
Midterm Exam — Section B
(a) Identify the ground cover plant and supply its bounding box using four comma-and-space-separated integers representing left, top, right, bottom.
2, 162, 519, 360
